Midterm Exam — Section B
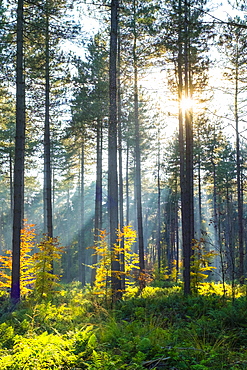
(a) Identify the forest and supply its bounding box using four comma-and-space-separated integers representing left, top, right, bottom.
1, 0, 247, 368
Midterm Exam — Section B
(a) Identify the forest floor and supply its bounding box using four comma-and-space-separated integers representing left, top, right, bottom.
0, 282, 247, 369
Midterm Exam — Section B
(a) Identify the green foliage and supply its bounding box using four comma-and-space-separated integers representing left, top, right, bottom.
1, 283, 247, 369
0, 323, 15, 349
0, 331, 77, 369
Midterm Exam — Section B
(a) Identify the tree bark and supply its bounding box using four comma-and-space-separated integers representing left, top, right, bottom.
79, 142, 86, 286
133, 0, 145, 285
178, 0, 188, 295
117, 32, 125, 290
234, 42, 244, 283
11, 0, 25, 304
44, 0, 53, 239
157, 127, 161, 273
184, 0, 194, 295
91, 121, 102, 286
109, 0, 121, 301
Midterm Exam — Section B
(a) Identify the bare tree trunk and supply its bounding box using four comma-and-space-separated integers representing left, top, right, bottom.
212, 162, 222, 280
177, 0, 190, 295
44, 0, 53, 239
234, 44, 244, 283
157, 140, 161, 273
79, 142, 86, 286
126, 137, 130, 226
182, 0, 194, 295
225, 186, 233, 286
197, 124, 202, 241
10, 150, 13, 216
117, 33, 125, 291
11, 0, 25, 304
175, 189, 179, 282
109, 0, 121, 302
133, 0, 145, 286
66, 189, 71, 282
91, 122, 102, 286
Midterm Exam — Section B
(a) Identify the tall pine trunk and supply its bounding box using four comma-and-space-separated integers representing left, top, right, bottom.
91, 121, 103, 285
117, 33, 125, 290
234, 42, 244, 283
109, 0, 121, 301
178, 0, 187, 295
11, 0, 25, 304
133, 0, 145, 285
126, 141, 130, 225
177, 0, 195, 295
44, 0, 53, 239
79, 142, 86, 285
156, 128, 161, 273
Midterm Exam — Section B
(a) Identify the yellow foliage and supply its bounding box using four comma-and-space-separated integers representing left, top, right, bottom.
33, 235, 64, 299
191, 239, 217, 293
197, 281, 247, 298
92, 226, 140, 296
0, 221, 36, 294
0, 221, 64, 298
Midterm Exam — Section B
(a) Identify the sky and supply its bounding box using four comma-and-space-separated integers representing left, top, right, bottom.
63, 0, 247, 142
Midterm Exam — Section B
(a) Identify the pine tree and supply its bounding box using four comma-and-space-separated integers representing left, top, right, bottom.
219, 16, 247, 283
70, 34, 109, 285
11, 0, 25, 305
108, 0, 122, 301
160, 0, 211, 294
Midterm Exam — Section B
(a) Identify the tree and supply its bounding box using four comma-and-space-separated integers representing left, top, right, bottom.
0, 92, 15, 250
161, 0, 210, 294
108, 0, 122, 301
200, 120, 236, 284
24, 0, 79, 237
119, 0, 158, 286
43, 0, 53, 239
11, 0, 25, 304
70, 34, 109, 285
219, 16, 247, 283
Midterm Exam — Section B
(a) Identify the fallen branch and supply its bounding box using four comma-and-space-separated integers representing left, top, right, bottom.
166, 346, 204, 352
142, 356, 171, 369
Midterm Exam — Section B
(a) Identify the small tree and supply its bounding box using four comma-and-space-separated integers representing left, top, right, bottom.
91, 226, 139, 300
0, 222, 36, 295
190, 239, 217, 294
33, 235, 63, 300
0, 222, 64, 299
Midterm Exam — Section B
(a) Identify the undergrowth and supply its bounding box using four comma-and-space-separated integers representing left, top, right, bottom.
0, 282, 247, 369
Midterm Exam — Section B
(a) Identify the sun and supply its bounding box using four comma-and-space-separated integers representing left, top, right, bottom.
180, 97, 195, 111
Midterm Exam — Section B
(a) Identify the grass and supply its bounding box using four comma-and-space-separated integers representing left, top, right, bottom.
0, 282, 247, 369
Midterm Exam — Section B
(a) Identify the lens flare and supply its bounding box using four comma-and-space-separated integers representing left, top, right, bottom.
180, 97, 194, 111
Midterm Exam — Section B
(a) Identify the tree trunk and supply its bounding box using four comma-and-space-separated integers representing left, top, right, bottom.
181, 0, 194, 295
197, 124, 202, 241
156, 127, 161, 273
117, 33, 125, 290
133, 0, 145, 286
10, 150, 13, 216
234, 43, 244, 283
66, 189, 71, 282
44, 1, 53, 239
212, 161, 222, 279
177, 0, 189, 295
109, 0, 121, 302
91, 121, 103, 286
11, 0, 25, 304
126, 136, 130, 226
79, 142, 86, 285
